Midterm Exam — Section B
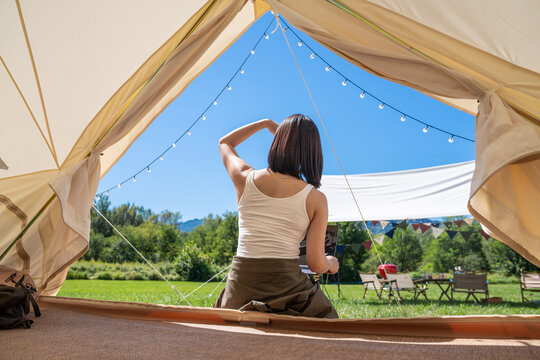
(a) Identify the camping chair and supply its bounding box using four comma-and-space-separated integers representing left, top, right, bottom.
520, 270, 540, 302
451, 273, 489, 303
358, 273, 383, 300
385, 273, 428, 302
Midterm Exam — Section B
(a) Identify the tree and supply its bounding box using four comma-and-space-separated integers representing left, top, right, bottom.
337, 222, 369, 282
377, 228, 422, 272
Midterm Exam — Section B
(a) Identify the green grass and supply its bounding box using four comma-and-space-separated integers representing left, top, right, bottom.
57, 280, 540, 318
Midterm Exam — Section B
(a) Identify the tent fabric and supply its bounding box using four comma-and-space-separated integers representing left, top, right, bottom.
1, 0, 540, 297
36, 296, 540, 340
320, 161, 474, 222
4, 304, 540, 360
0, 0, 267, 295
265, 0, 540, 266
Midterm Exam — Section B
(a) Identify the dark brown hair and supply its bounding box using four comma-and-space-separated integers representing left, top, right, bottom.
267, 114, 323, 188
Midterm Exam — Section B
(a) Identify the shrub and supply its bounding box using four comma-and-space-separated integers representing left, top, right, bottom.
174, 241, 214, 281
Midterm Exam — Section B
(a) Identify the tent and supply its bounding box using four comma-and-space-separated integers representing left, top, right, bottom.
1, 0, 540, 341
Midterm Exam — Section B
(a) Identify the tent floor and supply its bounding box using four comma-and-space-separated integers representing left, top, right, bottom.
2, 304, 539, 360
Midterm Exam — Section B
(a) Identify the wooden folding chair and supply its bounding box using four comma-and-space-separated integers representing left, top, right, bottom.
386, 273, 428, 302
358, 273, 382, 300
451, 273, 489, 303
520, 270, 540, 302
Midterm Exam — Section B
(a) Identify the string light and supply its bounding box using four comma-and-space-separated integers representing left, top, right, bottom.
342, 79, 347, 86
448, 135, 454, 143
117, 184, 121, 189
96, 196, 100, 201
423, 126, 429, 133
297, 41, 302, 47
276, 14, 474, 144
96, 16, 278, 199
132, 177, 136, 182
310, 53, 315, 59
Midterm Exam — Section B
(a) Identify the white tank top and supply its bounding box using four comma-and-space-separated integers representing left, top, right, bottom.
236, 170, 314, 258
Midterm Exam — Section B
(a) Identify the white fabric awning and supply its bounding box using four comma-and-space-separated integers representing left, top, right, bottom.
321, 161, 474, 222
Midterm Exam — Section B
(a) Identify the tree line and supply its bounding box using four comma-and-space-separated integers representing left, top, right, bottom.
87, 197, 538, 282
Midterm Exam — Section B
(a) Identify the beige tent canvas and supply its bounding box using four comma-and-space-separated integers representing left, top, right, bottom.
1, 0, 540, 340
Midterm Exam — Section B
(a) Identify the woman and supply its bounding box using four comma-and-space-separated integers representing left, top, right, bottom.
214, 114, 339, 318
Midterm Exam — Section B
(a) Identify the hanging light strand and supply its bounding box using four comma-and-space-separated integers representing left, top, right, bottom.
277, 15, 474, 143
96, 16, 277, 198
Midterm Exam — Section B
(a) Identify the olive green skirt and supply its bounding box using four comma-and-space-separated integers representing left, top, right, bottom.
214, 256, 338, 319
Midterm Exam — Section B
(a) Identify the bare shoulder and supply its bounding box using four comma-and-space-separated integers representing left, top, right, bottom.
306, 188, 328, 221
307, 188, 327, 204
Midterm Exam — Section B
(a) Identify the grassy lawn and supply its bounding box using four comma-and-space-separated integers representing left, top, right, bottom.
58, 279, 539, 318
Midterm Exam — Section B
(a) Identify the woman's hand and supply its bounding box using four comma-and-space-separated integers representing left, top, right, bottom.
264, 119, 279, 135
326, 256, 339, 274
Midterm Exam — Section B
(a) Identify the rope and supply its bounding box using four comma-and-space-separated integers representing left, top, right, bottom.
91, 204, 192, 306
275, 15, 402, 311
208, 272, 228, 298
184, 264, 231, 299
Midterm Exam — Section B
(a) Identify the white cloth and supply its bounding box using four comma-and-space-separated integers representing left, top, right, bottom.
320, 161, 474, 221
236, 170, 313, 259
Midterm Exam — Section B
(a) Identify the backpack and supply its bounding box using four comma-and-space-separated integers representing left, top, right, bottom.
0, 265, 41, 329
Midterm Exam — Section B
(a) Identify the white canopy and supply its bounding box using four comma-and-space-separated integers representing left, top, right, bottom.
321, 161, 474, 222
1, 0, 539, 295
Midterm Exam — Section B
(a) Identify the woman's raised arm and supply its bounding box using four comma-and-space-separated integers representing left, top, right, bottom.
218, 119, 278, 201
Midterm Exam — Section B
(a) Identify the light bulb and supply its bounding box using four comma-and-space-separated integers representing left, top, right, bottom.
264, 34, 269, 39
213, 101, 218, 106
325, 66, 330, 72
147, 167, 151, 173
310, 53, 315, 59
132, 177, 136, 182
172, 143, 176, 148
96, 196, 100, 201
106, 191, 110, 196
117, 184, 121, 189
250, 50, 255, 55
187, 131, 192, 136
401, 115, 406, 122
227, 85, 232, 91
298, 41, 302, 47
360, 92, 365, 99
379, 103, 384, 109
423, 126, 429, 133
201, 115, 206, 120
240, 69, 245, 74
448, 135, 454, 143
342, 80, 347, 86
160, 156, 164, 161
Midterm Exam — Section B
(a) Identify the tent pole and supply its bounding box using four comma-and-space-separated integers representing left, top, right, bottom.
0, 194, 56, 262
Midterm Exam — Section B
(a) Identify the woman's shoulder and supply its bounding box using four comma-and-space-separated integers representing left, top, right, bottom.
306, 188, 327, 206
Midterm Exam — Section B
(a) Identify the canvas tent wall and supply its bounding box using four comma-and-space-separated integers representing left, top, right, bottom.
1, 0, 539, 296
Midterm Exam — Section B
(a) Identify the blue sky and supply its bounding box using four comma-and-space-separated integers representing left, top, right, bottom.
97, 12, 475, 221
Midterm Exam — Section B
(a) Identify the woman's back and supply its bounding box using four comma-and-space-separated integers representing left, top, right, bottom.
237, 169, 313, 258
